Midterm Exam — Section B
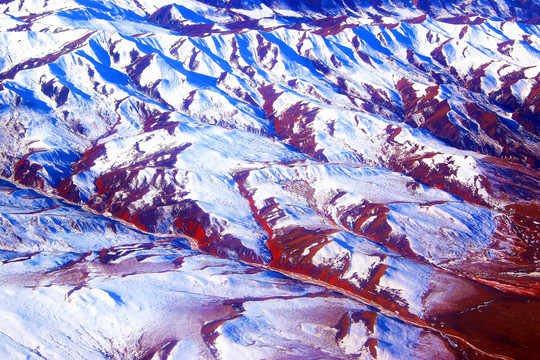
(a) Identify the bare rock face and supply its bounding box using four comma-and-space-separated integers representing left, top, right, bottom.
0, 0, 539, 359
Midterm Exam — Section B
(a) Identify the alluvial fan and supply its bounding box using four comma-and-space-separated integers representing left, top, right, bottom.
0, 0, 539, 358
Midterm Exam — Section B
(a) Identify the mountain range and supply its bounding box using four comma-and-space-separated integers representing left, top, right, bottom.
0, 0, 539, 358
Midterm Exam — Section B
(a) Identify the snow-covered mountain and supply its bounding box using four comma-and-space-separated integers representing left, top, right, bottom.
0, 0, 539, 359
